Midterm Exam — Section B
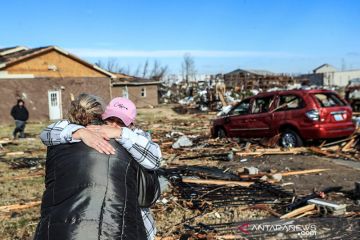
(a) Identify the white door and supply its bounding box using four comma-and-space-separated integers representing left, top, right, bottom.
122, 86, 129, 99
48, 90, 62, 120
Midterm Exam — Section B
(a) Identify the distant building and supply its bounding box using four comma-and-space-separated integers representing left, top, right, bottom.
111, 73, 160, 108
300, 64, 360, 87
0, 46, 113, 123
224, 68, 295, 91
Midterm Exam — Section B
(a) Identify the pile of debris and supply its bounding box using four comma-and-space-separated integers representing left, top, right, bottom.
148, 116, 360, 239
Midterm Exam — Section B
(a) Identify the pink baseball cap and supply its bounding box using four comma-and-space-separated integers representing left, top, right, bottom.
102, 97, 137, 126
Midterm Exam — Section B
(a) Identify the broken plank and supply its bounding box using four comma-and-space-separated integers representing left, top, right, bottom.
294, 210, 318, 219
280, 204, 316, 219
6, 151, 25, 156
342, 138, 357, 152
239, 168, 330, 179
182, 178, 254, 187
280, 169, 330, 177
0, 201, 41, 213
322, 136, 354, 147
235, 148, 308, 156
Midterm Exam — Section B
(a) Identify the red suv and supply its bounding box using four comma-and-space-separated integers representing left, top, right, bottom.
211, 89, 355, 147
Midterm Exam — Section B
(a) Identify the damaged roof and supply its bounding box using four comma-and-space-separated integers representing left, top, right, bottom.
226, 68, 276, 76
112, 76, 161, 86
0, 45, 115, 78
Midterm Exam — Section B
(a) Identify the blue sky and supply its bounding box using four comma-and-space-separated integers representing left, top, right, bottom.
1, 0, 360, 75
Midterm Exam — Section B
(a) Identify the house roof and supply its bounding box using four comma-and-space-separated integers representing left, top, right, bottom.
0, 45, 116, 78
112, 76, 161, 86
313, 64, 337, 72
111, 72, 161, 86
226, 68, 276, 76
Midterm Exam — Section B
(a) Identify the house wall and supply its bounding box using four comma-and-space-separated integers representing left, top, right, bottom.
4, 50, 105, 78
299, 73, 324, 86
0, 77, 111, 123
305, 70, 360, 87
111, 85, 159, 108
332, 70, 360, 86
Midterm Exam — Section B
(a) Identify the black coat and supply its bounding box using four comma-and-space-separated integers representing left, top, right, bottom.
11, 105, 29, 121
34, 140, 146, 240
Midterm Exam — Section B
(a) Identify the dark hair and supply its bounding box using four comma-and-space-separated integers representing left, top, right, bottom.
104, 117, 126, 127
17, 99, 24, 105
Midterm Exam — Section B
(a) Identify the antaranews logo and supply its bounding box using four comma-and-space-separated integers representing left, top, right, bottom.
238, 222, 317, 236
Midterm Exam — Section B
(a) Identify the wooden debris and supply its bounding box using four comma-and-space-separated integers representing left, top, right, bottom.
182, 178, 254, 187
280, 204, 316, 219
280, 168, 330, 177
235, 147, 308, 157
239, 168, 330, 179
6, 151, 25, 156
0, 201, 41, 213
342, 138, 357, 152
294, 209, 318, 219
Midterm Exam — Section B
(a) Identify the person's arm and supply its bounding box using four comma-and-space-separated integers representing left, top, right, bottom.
40, 120, 115, 154
86, 125, 162, 169
118, 128, 162, 170
24, 108, 29, 121
39, 120, 84, 146
10, 106, 16, 119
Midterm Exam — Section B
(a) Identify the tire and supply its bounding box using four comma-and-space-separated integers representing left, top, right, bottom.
217, 128, 227, 138
280, 129, 303, 148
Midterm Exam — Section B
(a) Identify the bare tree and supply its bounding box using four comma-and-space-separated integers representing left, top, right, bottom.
181, 53, 196, 83
150, 60, 168, 80
133, 64, 141, 77
151, 60, 160, 78
142, 59, 149, 78
95, 58, 124, 73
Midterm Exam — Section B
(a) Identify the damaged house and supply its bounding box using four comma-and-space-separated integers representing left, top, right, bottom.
111, 73, 161, 108
224, 68, 296, 91
0, 46, 114, 123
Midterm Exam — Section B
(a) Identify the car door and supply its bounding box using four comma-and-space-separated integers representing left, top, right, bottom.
224, 99, 252, 137
272, 94, 306, 128
246, 95, 275, 138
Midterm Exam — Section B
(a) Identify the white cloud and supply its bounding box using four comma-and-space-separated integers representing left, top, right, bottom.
69, 48, 299, 58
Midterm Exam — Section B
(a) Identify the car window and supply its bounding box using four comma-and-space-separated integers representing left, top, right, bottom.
277, 95, 304, 111
252, 96, 274, 114
230, 99, 251, 115
313, 93, 345, 107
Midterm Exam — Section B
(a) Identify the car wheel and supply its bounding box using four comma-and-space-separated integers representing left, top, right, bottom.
217, 128, 227, 138
280, 129, 303, 148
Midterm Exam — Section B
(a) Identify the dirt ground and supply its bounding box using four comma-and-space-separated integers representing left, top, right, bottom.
0, 104, 359, 239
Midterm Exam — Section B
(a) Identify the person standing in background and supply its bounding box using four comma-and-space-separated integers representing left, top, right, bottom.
10, 99, 29, 139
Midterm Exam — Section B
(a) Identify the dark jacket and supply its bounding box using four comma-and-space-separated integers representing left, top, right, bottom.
34, 140, 146, 240
11, 105, 29, 121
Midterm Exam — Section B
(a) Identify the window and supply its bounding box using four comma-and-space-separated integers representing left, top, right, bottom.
50, 93, 58, 106
230, 99, 250, 115
141, 87, 146, 97
277, 95, 304, 111
313, 93, 345, 107
252, 96, 274, 114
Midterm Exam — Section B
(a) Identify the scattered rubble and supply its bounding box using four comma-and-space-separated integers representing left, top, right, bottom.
1, 108, 360, 239
172, 136, 193, 149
